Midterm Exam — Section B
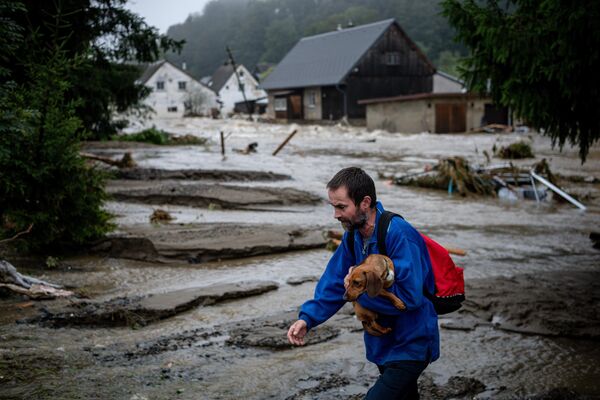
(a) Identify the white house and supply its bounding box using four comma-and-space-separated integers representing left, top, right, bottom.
137, 60, 218, 118
207, 62, 267, 115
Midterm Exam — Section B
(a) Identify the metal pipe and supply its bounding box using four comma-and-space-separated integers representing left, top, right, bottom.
529, 174, 540, 203
530, 170, 586, 210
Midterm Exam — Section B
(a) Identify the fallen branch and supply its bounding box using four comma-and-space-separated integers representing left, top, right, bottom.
0, 223, 33, 244
0, 259, 74, 299
80, 152, 136, 168
272, 129, 298, 156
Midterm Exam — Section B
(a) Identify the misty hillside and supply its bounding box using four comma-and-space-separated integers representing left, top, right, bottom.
165, 0, 466, 80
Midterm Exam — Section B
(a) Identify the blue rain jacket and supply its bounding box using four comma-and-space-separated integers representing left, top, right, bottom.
299, 202, 440, 366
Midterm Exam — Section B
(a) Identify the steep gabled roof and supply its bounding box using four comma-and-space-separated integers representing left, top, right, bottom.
261, 19, 434, 91
137, 60, 167, 85
209, 63, 235, 92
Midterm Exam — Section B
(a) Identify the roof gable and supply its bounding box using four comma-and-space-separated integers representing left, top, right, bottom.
262, 18, 437, 91
209, 64, 235, 92
137, 60, 214, 92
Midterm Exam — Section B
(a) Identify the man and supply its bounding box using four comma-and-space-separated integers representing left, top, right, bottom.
287, 167, 439, 399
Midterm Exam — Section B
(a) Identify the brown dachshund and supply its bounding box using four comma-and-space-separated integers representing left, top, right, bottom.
343, 254, 406, 336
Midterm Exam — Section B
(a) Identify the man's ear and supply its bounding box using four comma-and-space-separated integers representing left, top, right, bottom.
360, 195, 372, 211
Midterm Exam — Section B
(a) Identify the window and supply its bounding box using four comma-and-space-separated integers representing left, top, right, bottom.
307, 91, 316, 108
274, 97, 287, 111
178, 81, 186, 90
239, 70, 244, 77
156, 81, 165, 90
167, 106, 178, 112
385, 52, 400, 66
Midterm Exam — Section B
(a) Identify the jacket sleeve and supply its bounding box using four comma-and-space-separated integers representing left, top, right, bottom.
358, 221, 430, 314
298, 232, 354, 331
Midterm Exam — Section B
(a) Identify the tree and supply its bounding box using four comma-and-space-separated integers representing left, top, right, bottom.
3, 0, 183, 139
442, 0, 600, 162
0, 0, 181, 251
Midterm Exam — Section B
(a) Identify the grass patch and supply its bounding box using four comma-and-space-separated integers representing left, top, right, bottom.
112, 128, 208, 146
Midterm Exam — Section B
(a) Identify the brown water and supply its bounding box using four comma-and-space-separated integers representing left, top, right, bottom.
1, 118, 599, 399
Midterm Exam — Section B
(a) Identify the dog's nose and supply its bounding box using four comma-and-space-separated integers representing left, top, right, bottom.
343, 292, 349, 301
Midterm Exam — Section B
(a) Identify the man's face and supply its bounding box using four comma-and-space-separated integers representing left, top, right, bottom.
328, 186, 368, 231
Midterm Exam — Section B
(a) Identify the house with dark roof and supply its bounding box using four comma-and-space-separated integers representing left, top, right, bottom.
137, 60, 218, 118
260, 19, 435, 122
206, 62, 267, 115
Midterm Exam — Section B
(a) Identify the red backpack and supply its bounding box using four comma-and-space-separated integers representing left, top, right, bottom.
348, 211, 465, 314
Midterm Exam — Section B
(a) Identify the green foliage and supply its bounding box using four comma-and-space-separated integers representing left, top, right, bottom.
112, 128, 209, 146
166, 0, 467, 79
3, 0, 183, 140
0, 53, 113, 252
441, 0, 600, 162
497, 142, 534, 159
113, 128, 169, 145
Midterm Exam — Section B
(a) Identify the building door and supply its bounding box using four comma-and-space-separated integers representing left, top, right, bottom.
435, 103, 466, 133
288, 95, 303, 119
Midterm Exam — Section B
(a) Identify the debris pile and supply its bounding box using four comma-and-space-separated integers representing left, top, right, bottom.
387, 158, 586, 209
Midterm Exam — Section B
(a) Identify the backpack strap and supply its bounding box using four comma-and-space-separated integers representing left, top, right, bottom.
345, 229, 356, 264
376, 211, 403, 256
376, 211, 438, 304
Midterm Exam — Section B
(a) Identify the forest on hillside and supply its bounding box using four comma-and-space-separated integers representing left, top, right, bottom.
165, 0, 466, 80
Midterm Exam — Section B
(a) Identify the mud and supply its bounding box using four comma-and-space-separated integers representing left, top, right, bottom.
108, 181, 321, 209
24, 281, 279, 328
114, 167, 291, 182
450, 271, 600, 339
90, 224, 326, 263
1, 118, 600, 399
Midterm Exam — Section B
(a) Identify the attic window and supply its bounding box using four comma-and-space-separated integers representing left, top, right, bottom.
385, 52, 400, 66
178, 81, 186, 90
167, 106, 178, 112
156, 81, 165, 90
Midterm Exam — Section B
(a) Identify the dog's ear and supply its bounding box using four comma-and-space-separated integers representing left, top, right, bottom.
365, 270, 383, 298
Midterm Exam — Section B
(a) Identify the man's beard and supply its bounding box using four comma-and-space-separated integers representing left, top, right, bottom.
338, 210, 368, 231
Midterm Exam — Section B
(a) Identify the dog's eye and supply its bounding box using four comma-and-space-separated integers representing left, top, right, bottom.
352, 280, 360, 287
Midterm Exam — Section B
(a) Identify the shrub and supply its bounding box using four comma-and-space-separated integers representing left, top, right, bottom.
497, 142, 534, 159
0, 55, 113, 253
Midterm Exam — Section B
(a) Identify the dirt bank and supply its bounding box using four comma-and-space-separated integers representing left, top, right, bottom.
90, 223, 327, 263
107, 181, 321, 209
114, 167, 292, 182
444, 270, 600, 339
25, 281, 279, 328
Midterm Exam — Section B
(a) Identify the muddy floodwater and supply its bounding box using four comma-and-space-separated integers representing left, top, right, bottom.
1, 118, 599, 400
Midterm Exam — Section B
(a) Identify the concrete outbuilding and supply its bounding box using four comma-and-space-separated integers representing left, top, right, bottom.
359, 92, 508, 133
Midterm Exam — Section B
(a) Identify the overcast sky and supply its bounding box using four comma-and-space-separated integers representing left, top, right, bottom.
125, 0, 211, 33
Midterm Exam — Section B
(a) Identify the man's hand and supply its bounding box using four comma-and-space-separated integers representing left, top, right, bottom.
344, 266, 356, 290
287, 319, 307, 346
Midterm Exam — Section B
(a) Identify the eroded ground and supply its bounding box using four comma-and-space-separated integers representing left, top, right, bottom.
1, 118, 599, 400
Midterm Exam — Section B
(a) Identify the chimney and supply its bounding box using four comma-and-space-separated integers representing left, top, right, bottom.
182, 62, 187, 70
337, 23, 342, 31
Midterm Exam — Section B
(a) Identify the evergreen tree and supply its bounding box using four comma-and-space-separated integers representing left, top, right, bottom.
442, 0, 600, 162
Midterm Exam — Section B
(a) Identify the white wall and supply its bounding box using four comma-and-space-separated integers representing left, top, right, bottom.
143, 62, 217, 119
218, 65, 267, 115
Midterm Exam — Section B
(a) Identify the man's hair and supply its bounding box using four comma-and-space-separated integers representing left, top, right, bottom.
327, 167, 377, 208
